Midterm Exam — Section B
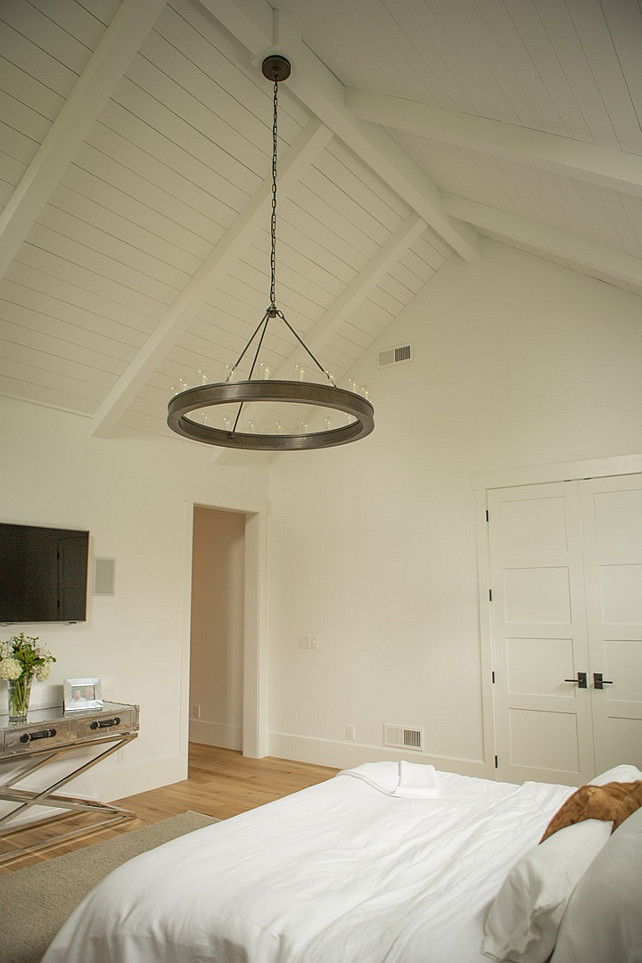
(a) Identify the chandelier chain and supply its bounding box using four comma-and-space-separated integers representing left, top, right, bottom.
269, 76, 278, 311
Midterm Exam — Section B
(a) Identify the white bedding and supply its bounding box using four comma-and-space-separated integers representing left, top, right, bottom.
42, 763, 574, 963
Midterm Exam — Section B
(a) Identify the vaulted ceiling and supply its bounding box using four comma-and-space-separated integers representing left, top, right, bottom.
2, 0, 641, 441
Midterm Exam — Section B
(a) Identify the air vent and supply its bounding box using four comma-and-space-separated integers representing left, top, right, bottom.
378, 343, 413, 368
383, 724, 424, 751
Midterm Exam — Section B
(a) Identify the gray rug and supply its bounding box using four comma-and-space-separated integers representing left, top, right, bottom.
0, 810, 218, 963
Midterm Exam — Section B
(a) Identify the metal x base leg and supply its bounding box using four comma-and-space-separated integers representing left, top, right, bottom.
0, 733, 137, 863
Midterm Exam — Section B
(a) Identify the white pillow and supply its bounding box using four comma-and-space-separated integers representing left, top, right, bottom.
550, 806, 642, 963
481, 818, 612, 963
589, 764, 642, 786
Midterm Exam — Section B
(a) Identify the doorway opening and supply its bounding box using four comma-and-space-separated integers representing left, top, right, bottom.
179, 490, 268, 777
189, 506, 245, 754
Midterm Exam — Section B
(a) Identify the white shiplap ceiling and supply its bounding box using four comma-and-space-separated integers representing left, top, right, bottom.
1, 0, 641, 441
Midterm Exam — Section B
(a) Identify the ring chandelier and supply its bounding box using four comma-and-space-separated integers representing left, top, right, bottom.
167, 55, 374, 452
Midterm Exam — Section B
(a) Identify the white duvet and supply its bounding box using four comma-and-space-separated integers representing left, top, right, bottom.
42, 763, 573, 963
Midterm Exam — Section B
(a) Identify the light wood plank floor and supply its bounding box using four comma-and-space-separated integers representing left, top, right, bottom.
0, 744, 337, 875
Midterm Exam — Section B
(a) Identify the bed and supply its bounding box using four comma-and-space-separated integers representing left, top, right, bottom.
42, 760, 642, 963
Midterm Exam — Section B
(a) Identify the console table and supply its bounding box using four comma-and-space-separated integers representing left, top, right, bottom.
0, 700, 139, 863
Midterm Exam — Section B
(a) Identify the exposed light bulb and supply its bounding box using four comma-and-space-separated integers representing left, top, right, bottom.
293, 364, 306, 381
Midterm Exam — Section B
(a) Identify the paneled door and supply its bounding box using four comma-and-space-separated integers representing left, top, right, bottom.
580, 476, 642, 774
487, 475, 642, 786
487, 482, 594, 785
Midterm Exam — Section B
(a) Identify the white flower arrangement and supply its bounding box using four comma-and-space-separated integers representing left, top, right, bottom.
0, 657, 23, 681
0, 634, 56, 681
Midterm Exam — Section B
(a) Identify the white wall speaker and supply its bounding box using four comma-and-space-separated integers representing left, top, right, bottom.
93, 557, 116, 596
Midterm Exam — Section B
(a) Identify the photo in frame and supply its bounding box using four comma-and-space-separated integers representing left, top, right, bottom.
64, 677, 103, 711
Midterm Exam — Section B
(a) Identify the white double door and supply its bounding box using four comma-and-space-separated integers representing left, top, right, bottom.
488, 474, 642, 786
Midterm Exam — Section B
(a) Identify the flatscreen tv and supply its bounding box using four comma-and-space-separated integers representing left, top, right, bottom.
0, 523, 89, 623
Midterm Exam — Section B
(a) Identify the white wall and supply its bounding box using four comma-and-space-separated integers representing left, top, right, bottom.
190, 506, 245, 750
3, 240, 642, 801
266, 241, 642, 775
0, 399, 268, 800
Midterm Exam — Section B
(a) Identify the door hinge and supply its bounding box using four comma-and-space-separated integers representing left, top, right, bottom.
491, 670, 495, 683
494, 755, 498, 769
489, 588, 493, 602
485, 509, 489, 522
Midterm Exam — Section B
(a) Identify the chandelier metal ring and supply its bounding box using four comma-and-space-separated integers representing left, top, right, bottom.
167, 380, 374, 451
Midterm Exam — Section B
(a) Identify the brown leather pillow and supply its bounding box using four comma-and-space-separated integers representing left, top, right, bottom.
541, 780, 642, 842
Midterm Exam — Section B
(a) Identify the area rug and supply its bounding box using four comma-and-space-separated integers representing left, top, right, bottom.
0, 810, 218, 963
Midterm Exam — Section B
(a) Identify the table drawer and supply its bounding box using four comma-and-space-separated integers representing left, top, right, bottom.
75, 706, 138, 740
4, 720, 76, 754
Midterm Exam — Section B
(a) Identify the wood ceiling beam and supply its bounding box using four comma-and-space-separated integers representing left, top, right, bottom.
211, 212, 427, 449
443, 194, 642, 289
0, 0, 168, 281
347, 88, 642, 200
242, 212, 427, 421
275, 213, 427, 375
200, 0, 274, 56
199, 0, 481, 263
92, 118, 333, 437
284, 51, 480, 263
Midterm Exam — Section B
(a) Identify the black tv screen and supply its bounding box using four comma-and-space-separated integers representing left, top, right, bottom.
0, 523, 89, 623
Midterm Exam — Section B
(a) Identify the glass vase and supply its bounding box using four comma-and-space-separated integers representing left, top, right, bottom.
7, 674, 33, 722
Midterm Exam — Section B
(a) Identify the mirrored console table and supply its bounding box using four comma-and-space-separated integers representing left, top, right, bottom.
0, 700, 139, 863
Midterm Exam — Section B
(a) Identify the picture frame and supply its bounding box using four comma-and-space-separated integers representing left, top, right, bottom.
64, 677, 103, 712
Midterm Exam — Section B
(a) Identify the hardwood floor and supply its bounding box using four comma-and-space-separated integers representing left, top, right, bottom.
0, 744, 337, 875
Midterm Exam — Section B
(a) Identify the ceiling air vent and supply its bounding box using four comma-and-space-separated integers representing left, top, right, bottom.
383, 724, 424, 751
378, 343, 413, 368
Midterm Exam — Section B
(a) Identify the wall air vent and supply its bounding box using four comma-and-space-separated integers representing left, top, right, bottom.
383, 724, 424, 751
378, 343, 413, 368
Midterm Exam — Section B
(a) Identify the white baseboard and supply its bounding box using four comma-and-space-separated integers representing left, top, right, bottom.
0, 755, 187, 826
189, 718, 243, 751
268, 731, 492, 778
66, 754, 187, 802
39, 733, 490, 810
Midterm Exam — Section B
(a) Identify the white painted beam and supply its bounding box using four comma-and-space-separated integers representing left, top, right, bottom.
92, 118, 333, 437
288, 51, 480, 263
443, 194, 642, 288
237, 213, 427, 437
0, 0, 168, 280
201, 0, 481, 263
347, 88, 642, 200
212, 213, 428, 458
198, 0, 273, 57
276, 213, 427, 373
